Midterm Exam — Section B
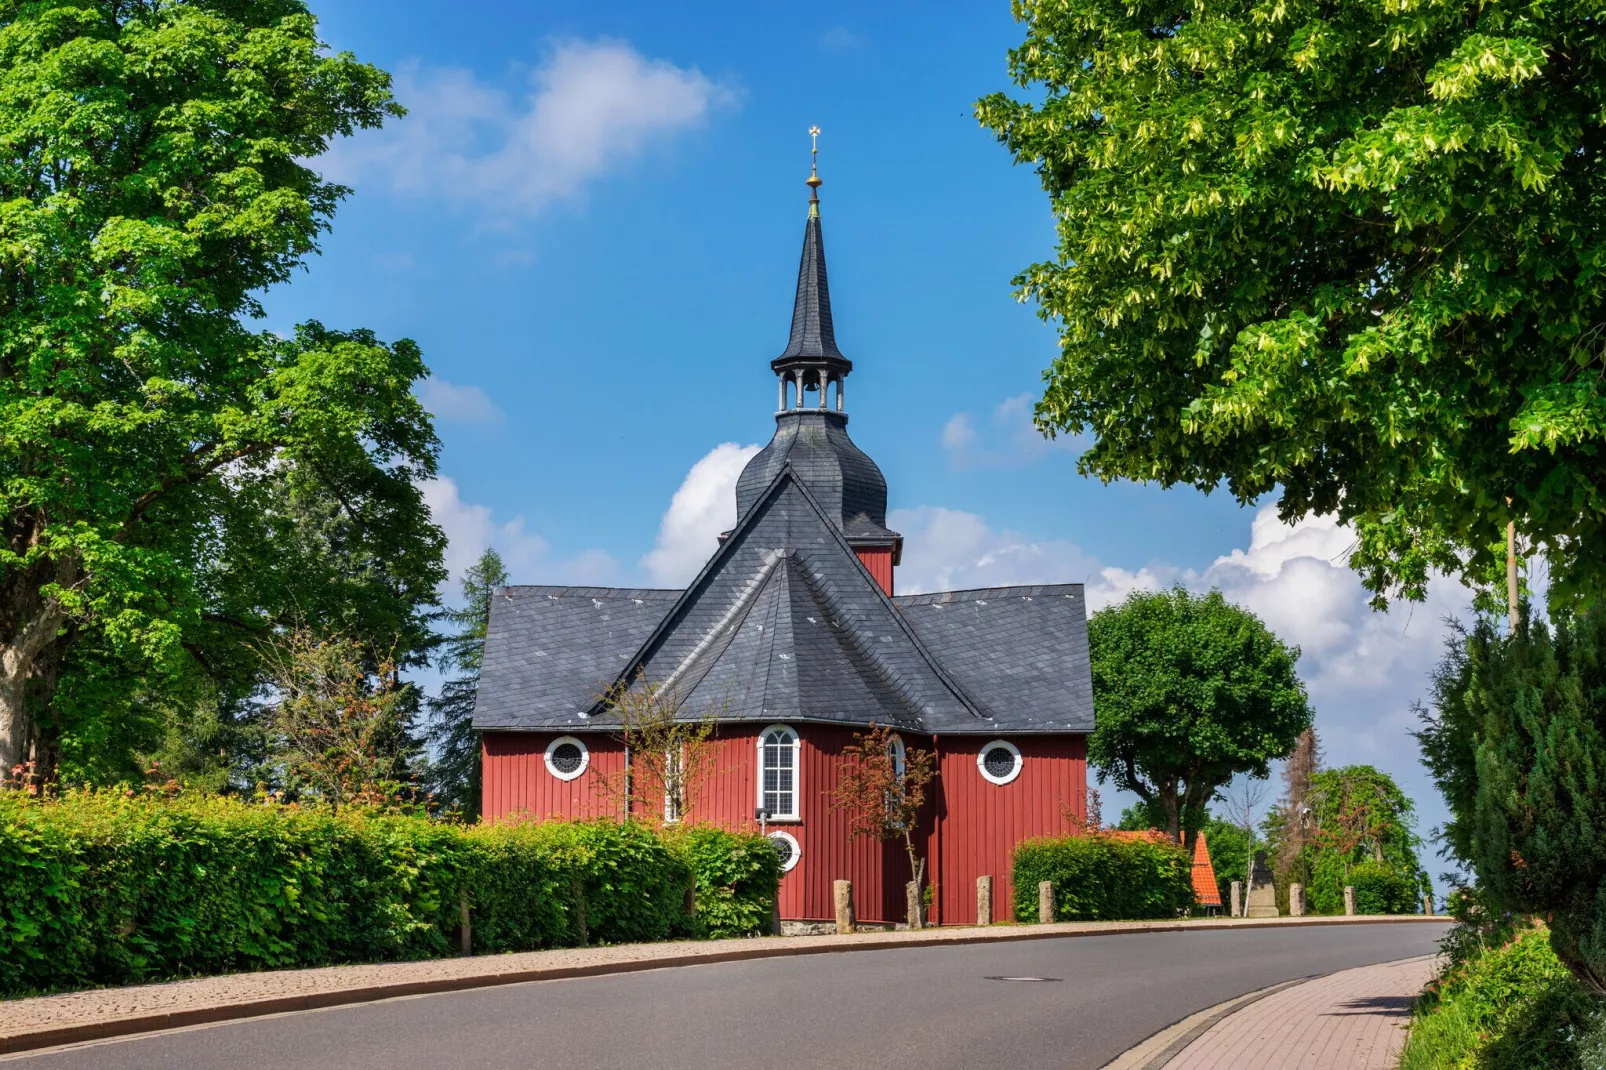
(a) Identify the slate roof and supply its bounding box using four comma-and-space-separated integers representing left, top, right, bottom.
734, 411, 898, 543
773, 211, 848, 369
472, 465, 1093, 736
892, 586, 1094, 733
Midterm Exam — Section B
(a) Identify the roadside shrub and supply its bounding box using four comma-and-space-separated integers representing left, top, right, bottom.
1401, 927, 1601, 1070
665, 825, 783, 938
1347, 862, 1420, 915
1013, 833, 1193, 922
0, 791, 773, 997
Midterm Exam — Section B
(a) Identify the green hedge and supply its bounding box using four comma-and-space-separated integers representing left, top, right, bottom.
1013, 833, 1194, 921
0, 791, 777, 997
665, 825, 784, 939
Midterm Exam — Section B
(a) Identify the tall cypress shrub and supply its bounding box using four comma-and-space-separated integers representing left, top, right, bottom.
1419, 613, 1606, 992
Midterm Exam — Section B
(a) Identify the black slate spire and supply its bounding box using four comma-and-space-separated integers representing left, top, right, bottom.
775, 211, 846, 364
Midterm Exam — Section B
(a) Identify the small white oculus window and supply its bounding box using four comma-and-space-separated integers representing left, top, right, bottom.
977, 739, 1022, 785
767, 830, 801, 873
544, 735, 590, 781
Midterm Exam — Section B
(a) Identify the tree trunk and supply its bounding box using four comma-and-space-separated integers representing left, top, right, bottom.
1506, 519, 1519, 634
1159, 781, 1182, 843
0, 599, 70, 781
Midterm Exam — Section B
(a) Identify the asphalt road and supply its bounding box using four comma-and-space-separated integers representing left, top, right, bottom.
11, 922, 1450, 1070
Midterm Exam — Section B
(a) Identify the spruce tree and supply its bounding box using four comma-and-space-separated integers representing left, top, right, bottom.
427, 549, 507, 818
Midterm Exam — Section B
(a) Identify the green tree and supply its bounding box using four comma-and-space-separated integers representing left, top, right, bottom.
1290, 765, 1431, 914
426, 548, 506, 818
977, 0, 1606, 611
1087, 587, 1312, 847
1419, 613, 1606, 991
0, 1, 442, 780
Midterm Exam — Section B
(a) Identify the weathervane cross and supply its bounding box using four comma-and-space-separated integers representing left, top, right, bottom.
807, 126, 823, 197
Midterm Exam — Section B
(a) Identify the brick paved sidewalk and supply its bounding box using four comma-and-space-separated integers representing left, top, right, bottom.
1163, 954, 1438, 1069
0, 915, 1446, 1055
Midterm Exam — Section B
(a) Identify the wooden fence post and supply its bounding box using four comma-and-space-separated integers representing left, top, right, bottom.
1423, 894, 1434, 916
458, 889, 472, 956
1344, 885, 1356, 916
834, 880, 855, 935
1290, 883, 1305, 917
976, 875, 994, 926
1230, 881, 1242, 918
1038, 881, 1054, 924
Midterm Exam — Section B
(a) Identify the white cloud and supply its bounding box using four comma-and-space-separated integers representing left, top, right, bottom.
324, 40, 738, 220
890, 499, 1470, 840
423, 476, 619, 590
640, 443, 762, 586
890, 506, 1101, 595
417, 376, 503, 424
942, 393, 1084, 468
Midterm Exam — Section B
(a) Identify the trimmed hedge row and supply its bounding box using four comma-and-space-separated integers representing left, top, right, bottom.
1013, 833, 1195, 921
0, 791, 778, 997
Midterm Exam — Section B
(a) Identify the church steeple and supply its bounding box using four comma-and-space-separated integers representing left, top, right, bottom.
735, 131, 901, 590
772, 126, 851, 414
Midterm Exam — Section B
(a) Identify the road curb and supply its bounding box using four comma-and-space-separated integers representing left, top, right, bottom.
0, 915, 1449, 1058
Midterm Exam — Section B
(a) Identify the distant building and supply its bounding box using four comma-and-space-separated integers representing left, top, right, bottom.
472, 163, 1096, 926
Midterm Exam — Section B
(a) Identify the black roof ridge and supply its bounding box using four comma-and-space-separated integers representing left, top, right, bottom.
892, 583, 1087, 604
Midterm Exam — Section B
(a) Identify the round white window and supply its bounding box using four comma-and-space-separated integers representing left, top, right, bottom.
977, 740, 1022, 785
768, 830, 801, 872
544, 736, 590, 781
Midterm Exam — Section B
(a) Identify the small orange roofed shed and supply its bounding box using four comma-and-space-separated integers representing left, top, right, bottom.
1104, 828, 1222, 909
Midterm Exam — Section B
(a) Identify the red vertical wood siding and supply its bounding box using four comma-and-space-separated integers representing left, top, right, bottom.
481, 733, 628, 822
481, 728, 1086, 927
934, 736, 1085, 924
854, 547, 894, 595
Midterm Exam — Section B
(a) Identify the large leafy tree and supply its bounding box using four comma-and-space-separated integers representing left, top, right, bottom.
977, 0, 1606, 610
0, 1, 443, 779
426, 548, 506, 818
1088, 587, 1312, 846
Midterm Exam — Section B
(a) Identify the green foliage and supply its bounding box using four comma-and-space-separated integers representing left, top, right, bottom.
1345, 861, 1420, 916
1013, 833, 1194, 921
1087, 587, 1311, 843
1297, 765, 1431, 915
1418, 613, 1606, 989
0, 0, 443, 778
1401, 928, 1602, 1070
665, 825, 783, 939
0, 791, 776, 996
1200, 816, 1253, 907
978, 0, 1606, 611
427, 549, 507, 818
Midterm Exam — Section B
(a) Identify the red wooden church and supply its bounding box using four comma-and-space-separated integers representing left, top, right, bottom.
472, 160, 1096, 926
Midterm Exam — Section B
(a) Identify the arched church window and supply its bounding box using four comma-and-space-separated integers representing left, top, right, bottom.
758, 725, 800, 820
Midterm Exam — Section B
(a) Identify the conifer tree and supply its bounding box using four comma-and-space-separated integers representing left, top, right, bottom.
427, 549, 507, 818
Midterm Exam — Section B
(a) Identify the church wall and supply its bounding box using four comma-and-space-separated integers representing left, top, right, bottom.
481, 732, 628, 823
931, 735, 1086, 925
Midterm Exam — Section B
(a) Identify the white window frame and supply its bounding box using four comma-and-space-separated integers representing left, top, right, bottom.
544, 735, 590, 781
768, 830, 801, 873
888, 734, 907, 780
976, 739, 1022, 786
663, 745, 684, 824
756, 724, 801, 821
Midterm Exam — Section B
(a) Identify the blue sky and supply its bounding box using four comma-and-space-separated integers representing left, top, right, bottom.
265, 0, 1470, 869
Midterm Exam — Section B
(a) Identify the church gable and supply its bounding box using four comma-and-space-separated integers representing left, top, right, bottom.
618, 467, 976, 731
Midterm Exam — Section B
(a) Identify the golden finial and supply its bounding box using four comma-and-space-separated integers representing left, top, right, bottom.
807, 125, 823, 192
